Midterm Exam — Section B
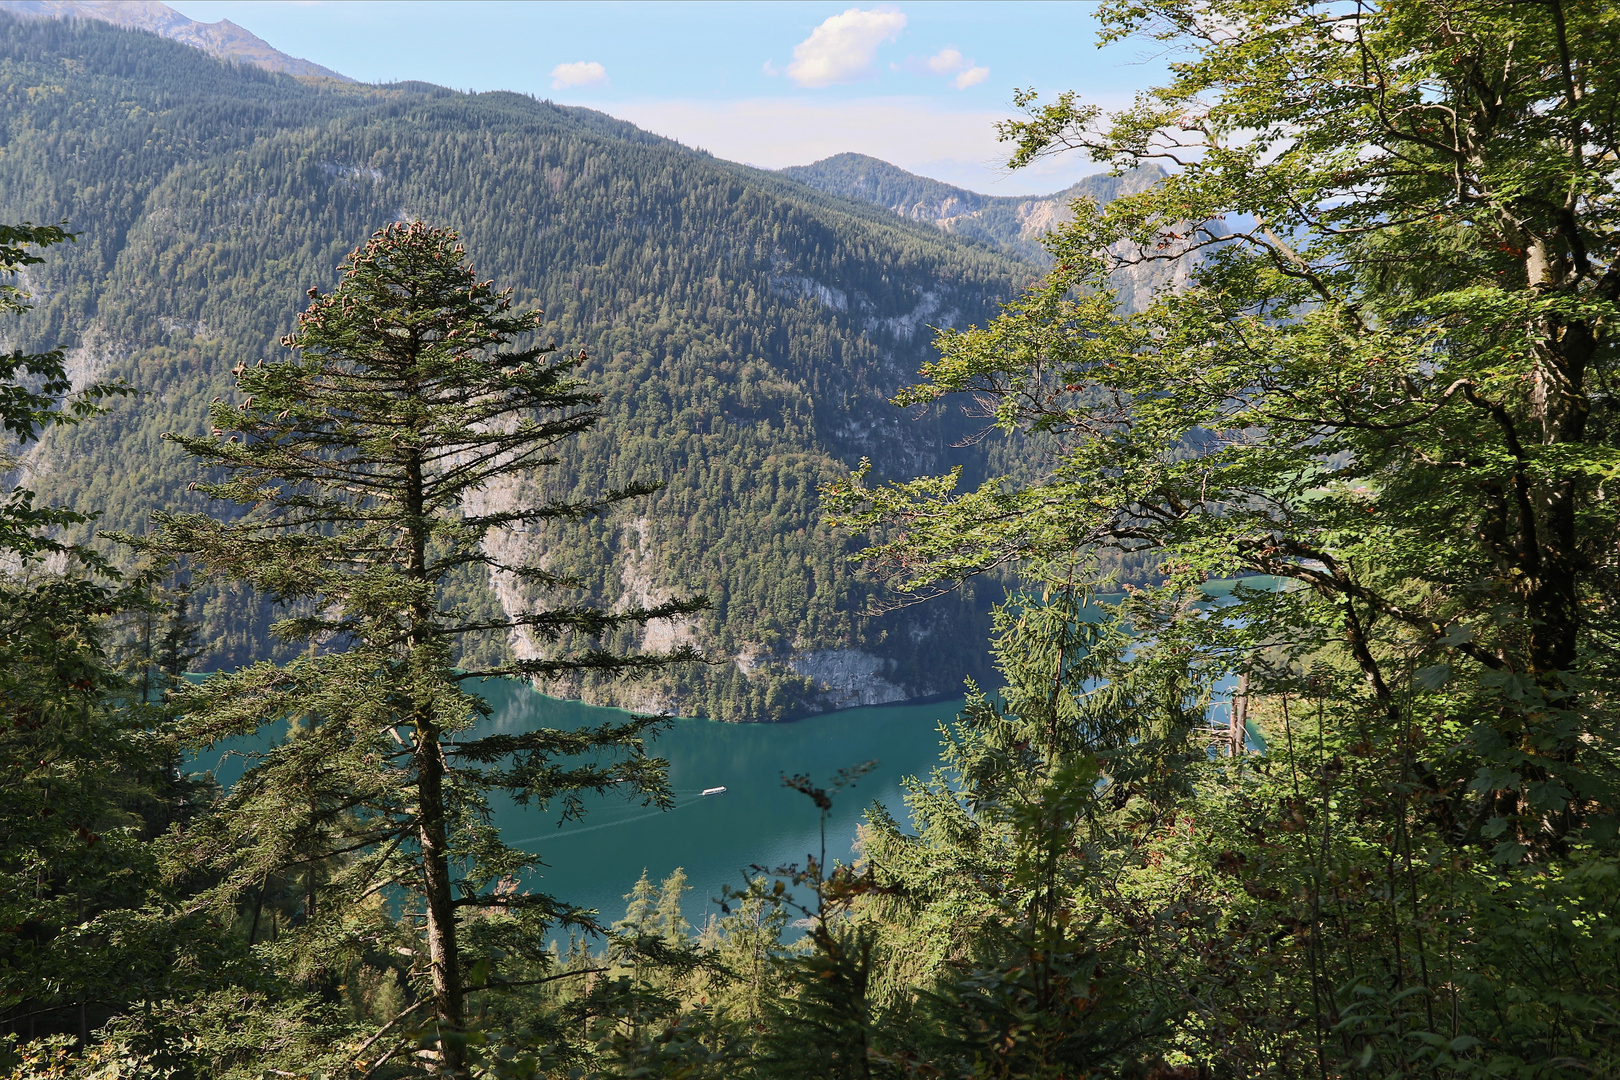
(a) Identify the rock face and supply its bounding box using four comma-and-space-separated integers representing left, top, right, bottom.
0, 0, 354, 80
786, 649, 907, 710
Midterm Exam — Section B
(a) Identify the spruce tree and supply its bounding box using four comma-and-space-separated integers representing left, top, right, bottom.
614, 870, 660, 939
653, 867, 691, 945
134, 223, 702, 1076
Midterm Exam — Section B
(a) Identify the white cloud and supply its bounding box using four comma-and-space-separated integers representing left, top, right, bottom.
915, 46, 988, 89
550, 61, 607, 90
604, 95, 1128, 195
953, 66, 989, 90
786, 7, 906, 88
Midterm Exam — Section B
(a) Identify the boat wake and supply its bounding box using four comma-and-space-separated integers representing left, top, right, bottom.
510, 790, 714, 845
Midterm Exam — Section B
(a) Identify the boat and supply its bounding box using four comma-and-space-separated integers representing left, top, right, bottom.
701, 786, 727, 796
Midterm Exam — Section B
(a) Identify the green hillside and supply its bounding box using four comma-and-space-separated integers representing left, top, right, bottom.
0, 13, 1046, 720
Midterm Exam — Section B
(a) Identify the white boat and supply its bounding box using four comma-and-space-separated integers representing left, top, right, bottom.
701, 786, 727, 796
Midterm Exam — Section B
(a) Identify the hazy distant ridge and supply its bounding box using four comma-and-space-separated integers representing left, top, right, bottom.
781, 152, 1164, 266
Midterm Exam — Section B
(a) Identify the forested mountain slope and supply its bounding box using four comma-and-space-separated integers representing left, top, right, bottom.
0, 14, 1069, 720
0, 0, 353, 79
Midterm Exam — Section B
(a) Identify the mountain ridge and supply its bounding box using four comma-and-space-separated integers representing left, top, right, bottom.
781, 152, 1214, 310
780, 152, 1162, 262
1, 14, 1059, 720
0, 0, 354, 80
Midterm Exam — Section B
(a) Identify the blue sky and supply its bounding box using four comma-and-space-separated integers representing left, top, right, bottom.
167, 2, 1172, 195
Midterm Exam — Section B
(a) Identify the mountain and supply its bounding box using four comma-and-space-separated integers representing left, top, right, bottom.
0, 0, 354, 80
1, 13, 1071, 721
780, 153, 1165, 259
781, 153, 1192, 311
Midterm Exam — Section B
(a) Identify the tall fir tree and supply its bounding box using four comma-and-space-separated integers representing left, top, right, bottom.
131, 222, 703, 1076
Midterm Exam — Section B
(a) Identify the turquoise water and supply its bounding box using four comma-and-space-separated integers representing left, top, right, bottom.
472, 682, 958, 930
188, 578, 1279, 931
190, 682, 962, 932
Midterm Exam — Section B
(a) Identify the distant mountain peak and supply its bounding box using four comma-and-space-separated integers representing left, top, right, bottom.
0, 0, 354, 81
780, 154, 1164, 267
779, 155, 1215, 313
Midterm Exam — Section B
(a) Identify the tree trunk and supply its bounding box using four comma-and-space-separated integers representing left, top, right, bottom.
404, 430, 465, 1076
247, 878, 265, 947
1230, 673, 1250, 758
1518, 252, 1594, 845
417, 726, 465, 1076
1525, 247, 1592, 678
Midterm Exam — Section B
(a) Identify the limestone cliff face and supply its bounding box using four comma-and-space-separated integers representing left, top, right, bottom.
0, 322, 124, 501
785, 649, 907, 709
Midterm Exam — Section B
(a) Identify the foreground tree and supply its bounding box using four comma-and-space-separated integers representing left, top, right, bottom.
0, 225, 226, 1056
830, 0, 1620, 1073
133, 223, 702, 1076
834, 0, 1619, 868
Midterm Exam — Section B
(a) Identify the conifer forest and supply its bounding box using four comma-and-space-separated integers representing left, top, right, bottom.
3, 1, 1619, 1077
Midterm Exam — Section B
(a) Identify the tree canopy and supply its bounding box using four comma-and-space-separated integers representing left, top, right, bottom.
824, 0, 1620, 1073
7, 2, 1620, 1076
833, 0, 1620, 858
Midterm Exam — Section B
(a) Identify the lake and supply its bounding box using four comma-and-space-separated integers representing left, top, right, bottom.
192, 681, 964, 934
476, 682, 962, 932
190, 580, 1271, 934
